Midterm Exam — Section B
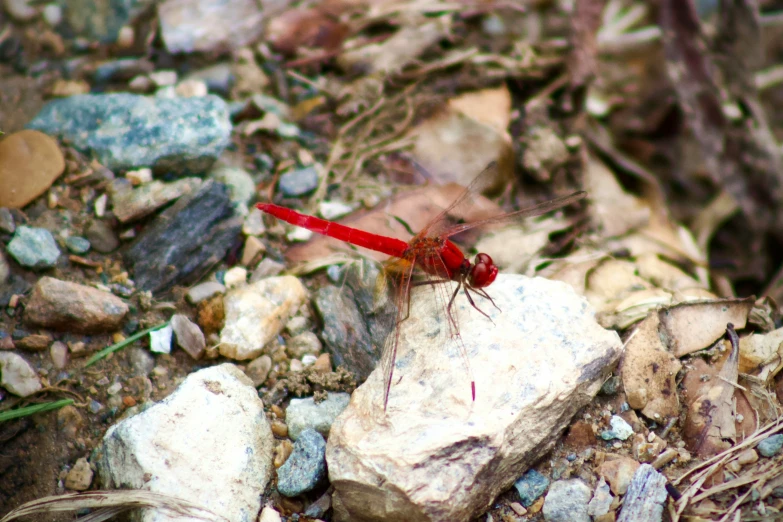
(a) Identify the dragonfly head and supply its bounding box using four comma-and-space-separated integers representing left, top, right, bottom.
468, 253, 498, 288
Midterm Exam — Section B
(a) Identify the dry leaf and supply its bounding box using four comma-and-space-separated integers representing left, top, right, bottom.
621, 312, 682, 420
585, 155, 650, 238
738, 327, 783, 378
659, 298, 754, 357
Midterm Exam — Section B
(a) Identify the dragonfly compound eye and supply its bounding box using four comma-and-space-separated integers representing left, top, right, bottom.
469, 253, 498, 288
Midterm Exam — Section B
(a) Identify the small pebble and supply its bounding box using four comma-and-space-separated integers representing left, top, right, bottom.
302, 354, 318, 367
176, 78, 208, 97
542, 479, 591, 522
289, 359, 304, 372
600, 415, 634, 441
242, 207, 266, 236
241, 235, 265, 266
736, 448, 758, 466
64, 457, 93, 491
186, 281, 226, 304
278, 166, 318, 197
170, 314, 206, 360
64, 236, 91, 254
149, 324, 173, 354
313, 353, 331, 373
42, 3, 62, 26
286, 331, 322, 358
0, 352, 42, 396
758, 434, 783, 457
318, 200, 353, 220
17, 333, 52, 351
271, 420, 289, 437
286, 392, 351, 441
0, 208, 15, 233
276, 428, 327, 497
126, 168, 153, 185
249, 258, 285, 282
514, 469, 550, 507
89, 400, 104, 413
274, 439, 294, 468
245, 355, 272, 387
50, 341, 68, 369
223, 266, 248, 288
258, 506, 282, 522
7, 226, 61, 269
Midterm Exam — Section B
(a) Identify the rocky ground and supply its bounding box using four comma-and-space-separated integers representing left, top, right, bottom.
3, 1, 783, 522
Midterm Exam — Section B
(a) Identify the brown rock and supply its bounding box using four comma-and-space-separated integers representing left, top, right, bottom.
564, 421, 596, 451
17, 333, 53, 351
598, 456, 640, 495
24, 277, 128, 333
0, 130, 65, 208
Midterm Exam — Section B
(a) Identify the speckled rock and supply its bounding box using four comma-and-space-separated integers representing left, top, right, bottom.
7, 226, 61, 269
276, 428, 327, 497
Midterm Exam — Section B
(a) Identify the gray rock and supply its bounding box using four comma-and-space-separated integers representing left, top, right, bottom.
124, 181, 242, 293
515, 469, 550, 507
4, 0, 39, 22
758, 434, 783, 457
587, 479, 613, 517
286, 392, 351, 441
183, 63, 234, 95
128, 346, 155, 376
7, 226, 60, 269
26, 93, 231, 174
0, 351, 42, 396
65, 236, 91, 254
617, 464, 668, 522
0, 251, 9, 284
277, 428, 327, 497
542, 479, 591, 522
97, 364, 274, 522
278, 166, 318, 197
84, 219, 120, 253
170, 313, 205, 359
62, 0, 154, 43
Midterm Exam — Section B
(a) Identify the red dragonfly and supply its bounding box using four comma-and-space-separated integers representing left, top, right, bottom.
257, 164, 586, 410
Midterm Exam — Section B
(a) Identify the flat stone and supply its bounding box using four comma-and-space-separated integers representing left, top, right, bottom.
124, 181, 241, 293
149, 323, 173, 354
159, 0, 264, 53
24, 276, 129, 333
599, 456, 641, 495
286, 392, 351, 441
0, 130, 65, 208
96, 364, 274, 522
0, 251, 9, 285
0, 351, 42, 396
110, 177, 202, 223
50, 340, 68, 369
616, 464, 668, 522
286, 331, 322, 359
601, 415, 634, 441
26, 93, 231, 174
7, 226, 60, 269
326, 275, 622, 522
0, 207, 15, 233
244, 354, 272, 387
170, 313, 205, 359
277, 428, 327, 497
219, 276, 307, 360
587, 479, 613, 517
542, 479, 591, 522
4, 0, 40, 22
210, 165, 255, 214
16, 333, 52, 351
515, 469, 550, 508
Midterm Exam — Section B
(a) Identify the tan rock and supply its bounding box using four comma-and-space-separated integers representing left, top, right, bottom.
0, 130, 64, 208
24, 277, 128, 333
598, 456, 640, 495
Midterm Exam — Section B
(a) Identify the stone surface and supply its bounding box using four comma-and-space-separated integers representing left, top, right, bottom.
326, 275, 622, 522
277, 428, 327, 497
0, 352, 42, 396
0, 251, 8, 285
758, 434, 783, 457
62, 0, 153, 42
24, 276, 129, 333
286, 331, 322, 359
514, 469, 550, 508
7, 226, 61, 269
84, 219, 120, 253
96, 364, 274, 522
159, 0, 265, 53
110, 177, 202, 223
0, 130, 65, 208
124, 181, 241, 293
219, 276, 307, 360
245, 355, 272, 387
149, 323, 173, 354
210, 165, 255, 215
258, 506, 282, 522
542, 479, 591, 522
64, 236, 91, 254
4, 0, 40, 21
286, 392, 351, 441
50, 340, 68, 369
617, 464, 668, 522
16, 333, 52, 351
65, 457, 94, 491
170, 314, 206, 359
27, 93, 231, 174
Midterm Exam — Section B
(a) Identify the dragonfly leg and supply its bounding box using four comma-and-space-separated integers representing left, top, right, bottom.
460, 287, 493, 322
471, 286, 502, 312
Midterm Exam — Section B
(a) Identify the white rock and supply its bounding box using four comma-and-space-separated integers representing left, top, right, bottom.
219, 276, 307, 360
287, 392, 351, 441
258, 505, 282, 522
318, 200, 354, 220
543, 479, 592, 522
0, 352, 42, 397
149, 323, 173, 354
326, 275, 622, 522
97, 364, 274, 522
186, 281, 226, 304
224, 266, 248, 288
587, 478, 613, 517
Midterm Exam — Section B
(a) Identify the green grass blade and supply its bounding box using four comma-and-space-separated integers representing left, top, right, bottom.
84, 321, 169, 367
0, 399, 74, 423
